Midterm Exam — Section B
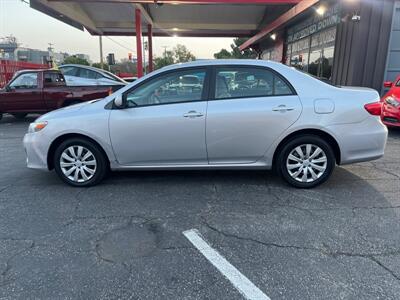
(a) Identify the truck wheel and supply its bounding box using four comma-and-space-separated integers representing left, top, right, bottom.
53, 138, 108, 187
12, 113, 27, 119
276, 135, 335, 188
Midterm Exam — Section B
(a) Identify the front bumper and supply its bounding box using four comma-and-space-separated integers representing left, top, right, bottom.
382, 103, 400, 127
327, 116, 388, 165
23, 133, 49, 170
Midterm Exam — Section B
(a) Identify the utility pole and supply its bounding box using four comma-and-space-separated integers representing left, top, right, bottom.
99, 36, 104, 69
48, 43, 54, 67
161, 46, 168, 58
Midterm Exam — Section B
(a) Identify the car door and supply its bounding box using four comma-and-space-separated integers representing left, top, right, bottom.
109, 67, 209, 166
0, 72, 44, 112
206, 65, 302, 164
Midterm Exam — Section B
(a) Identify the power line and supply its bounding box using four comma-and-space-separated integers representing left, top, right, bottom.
105, 36, 135, 53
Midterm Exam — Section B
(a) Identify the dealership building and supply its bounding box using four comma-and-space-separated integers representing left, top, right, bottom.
31, 0, 399, 93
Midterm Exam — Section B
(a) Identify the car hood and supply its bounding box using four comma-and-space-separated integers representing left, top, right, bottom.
36, 99, 103, 121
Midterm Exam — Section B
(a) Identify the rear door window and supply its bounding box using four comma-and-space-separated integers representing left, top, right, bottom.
214, 66, 294, 99
44, 72, 65, 84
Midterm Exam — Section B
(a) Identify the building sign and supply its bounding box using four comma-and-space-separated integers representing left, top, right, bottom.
287, 3, 341, 43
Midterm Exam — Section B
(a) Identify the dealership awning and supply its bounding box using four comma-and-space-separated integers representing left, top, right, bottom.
29, 0, 314, 77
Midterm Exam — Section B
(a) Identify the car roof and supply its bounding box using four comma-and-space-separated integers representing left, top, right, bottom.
60, 64, 104, 73
160, 59, 280, 70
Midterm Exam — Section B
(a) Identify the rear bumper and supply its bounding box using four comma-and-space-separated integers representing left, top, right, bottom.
23, 133, 49, 170
327, 116, 388, 165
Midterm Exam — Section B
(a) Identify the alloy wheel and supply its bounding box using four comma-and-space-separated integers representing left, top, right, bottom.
286, 144, 327, 183
59, 146, 97, 183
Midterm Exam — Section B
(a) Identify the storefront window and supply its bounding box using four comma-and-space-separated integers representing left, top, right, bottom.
321, 46, 334, 80
287, 27, 336, 81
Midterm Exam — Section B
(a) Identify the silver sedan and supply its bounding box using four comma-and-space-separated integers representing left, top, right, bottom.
23, 60, 387, 188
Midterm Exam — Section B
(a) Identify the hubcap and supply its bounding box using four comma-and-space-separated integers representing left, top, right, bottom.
286, 144, 327, 183
60, 146, 97, 183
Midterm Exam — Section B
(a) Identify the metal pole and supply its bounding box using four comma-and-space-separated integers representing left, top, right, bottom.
143, 40, 146, 75
99, 36, 104, 69
135, 9, 143, 78
148, 24, 153, 72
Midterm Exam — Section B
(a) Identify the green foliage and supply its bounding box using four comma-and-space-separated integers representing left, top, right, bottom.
214, 38, 257, 59
154, 44, 196, 70
62, 56, 90, 66
91, 62, 109, 71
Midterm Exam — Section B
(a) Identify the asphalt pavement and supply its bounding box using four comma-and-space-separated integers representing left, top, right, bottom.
1, 114, 400, 299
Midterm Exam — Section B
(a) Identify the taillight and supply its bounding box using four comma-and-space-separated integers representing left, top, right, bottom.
364, 102, 382, 116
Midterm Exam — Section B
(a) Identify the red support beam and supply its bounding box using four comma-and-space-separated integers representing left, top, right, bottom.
135, 8, 143, 78
239, 0, 319, 51
147, 24, 153, 73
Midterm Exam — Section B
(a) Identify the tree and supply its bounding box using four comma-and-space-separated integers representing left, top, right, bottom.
91, 62, 109, 70
214, 38, 257, 59
154, 44, 196, 70
62, 56, 90, 66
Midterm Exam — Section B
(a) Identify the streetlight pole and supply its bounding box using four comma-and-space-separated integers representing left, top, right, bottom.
99, 36, 104, 69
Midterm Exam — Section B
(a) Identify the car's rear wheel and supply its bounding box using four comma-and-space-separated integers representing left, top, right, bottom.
53, 138, 108, 187
276, 135, 335, 188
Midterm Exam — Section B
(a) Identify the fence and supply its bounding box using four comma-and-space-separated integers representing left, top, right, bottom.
0, 60, 49, 88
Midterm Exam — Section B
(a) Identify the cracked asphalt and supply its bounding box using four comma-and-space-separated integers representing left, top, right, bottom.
1, 114, 400, 299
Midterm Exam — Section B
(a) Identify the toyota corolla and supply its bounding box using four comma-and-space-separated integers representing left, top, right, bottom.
23, 60, 387, 188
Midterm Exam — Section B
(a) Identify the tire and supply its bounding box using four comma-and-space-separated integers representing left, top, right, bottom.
12, 113, 27, 119
276, 135, 336, 188
53, 138, 108, 187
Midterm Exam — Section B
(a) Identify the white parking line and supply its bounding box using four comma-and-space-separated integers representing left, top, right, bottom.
183, 229, 271, 300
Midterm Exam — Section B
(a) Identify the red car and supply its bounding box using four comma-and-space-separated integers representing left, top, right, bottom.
381, 76, 400, 127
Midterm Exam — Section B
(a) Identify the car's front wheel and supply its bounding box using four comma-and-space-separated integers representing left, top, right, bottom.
276, 135, 336, 188
53, 138, 108, 187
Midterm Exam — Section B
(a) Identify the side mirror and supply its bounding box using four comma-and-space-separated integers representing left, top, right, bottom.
114, 94, 125, 108
384, 81, 393, 88
5, 85, 12, 92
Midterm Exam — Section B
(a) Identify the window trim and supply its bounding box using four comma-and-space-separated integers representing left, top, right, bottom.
117, 66, 212, 109
209, 65, 297, 102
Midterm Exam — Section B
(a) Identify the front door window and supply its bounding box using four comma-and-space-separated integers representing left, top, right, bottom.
124, 69, 206, 108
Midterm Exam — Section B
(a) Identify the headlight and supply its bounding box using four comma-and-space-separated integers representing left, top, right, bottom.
28, 121, 48, 133
385, 96, 400, 107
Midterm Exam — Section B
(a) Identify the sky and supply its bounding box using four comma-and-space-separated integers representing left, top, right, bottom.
0, 0, 234, 62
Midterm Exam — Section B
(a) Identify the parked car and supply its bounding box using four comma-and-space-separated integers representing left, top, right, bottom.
121, 77, 138, 83
381, 76, 400, 127
59, 64, 127, 90
23, 60, 387, 188
0, 69, 111, 120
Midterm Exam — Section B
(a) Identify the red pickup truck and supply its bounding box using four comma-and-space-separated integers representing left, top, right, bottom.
0, 69, 111, 121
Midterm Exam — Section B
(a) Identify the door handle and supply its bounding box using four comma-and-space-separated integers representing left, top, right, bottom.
272, 105, 295, 112
183, 111, 204, 118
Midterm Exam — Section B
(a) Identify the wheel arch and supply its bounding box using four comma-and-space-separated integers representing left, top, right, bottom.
47, 133, 110, 170
272, 128, 341, 167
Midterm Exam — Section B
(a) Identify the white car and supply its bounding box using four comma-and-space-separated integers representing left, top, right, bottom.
59, 64, 127, 87
24, 60, 387, 188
